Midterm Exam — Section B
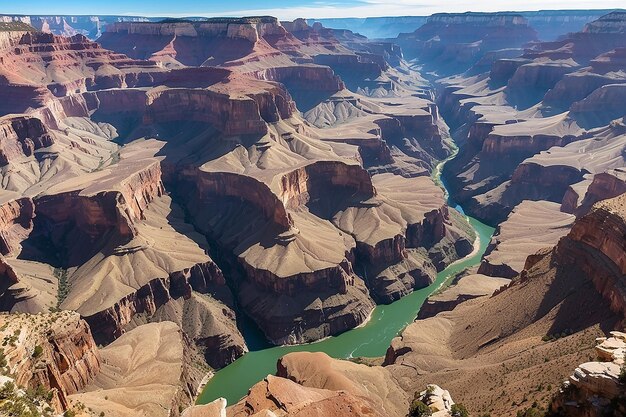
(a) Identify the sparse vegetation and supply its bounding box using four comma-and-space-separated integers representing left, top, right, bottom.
409, 400, 432, 417
451, 403, 470, 417
54, 268, 70, 308
619, 364, 626, 384
0, 380, 55, 417
32, 345, 43, 359
0, 22, 37, 32
541, 329, 573, 342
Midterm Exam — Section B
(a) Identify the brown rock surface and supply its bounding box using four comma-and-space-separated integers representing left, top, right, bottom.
563, 168, 626, 216
277, 351, 409, 417
417, 274, 508, 319
70, 321, 201, 417
0, 196, 34, 256
478, 201, 575, 278
0, 311, 101, 412
382, 192, 626, 416
227, 374, 386, 417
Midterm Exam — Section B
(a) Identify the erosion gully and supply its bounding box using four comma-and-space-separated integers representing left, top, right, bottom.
197, 135, 496, 406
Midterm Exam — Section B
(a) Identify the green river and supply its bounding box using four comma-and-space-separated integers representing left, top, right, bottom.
197, 154, 496, 406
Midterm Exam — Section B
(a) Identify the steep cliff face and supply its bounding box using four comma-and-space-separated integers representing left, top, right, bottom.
565, 169, 626, 217
34, 191, 137, 266
98, 17, 292, 66
558, 193, 626, 317
104, 17, 285, 43
0, 311, 101, 412
506, 61, 578, 109
254, 65, 345, 101
0, 197, 34, 256
145, 83, 295, 135
0, 115, 54, 166
570, 84, 626, 129
395, 12, 537, 74
275, 160, 375, 211
26, 144, 164, 266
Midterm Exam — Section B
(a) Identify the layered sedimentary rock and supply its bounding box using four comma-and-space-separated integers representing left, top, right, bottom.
439, 12, 626, 226
0, 311, 101, 412
0, 197, 34, 256
0, 30, 166, 116
99, 17, 309, 67
562, 168, 626, 216
395, 12, 537, 74
0, 115, 54, 166
0, 14, 158, 39
14, 140, 247, 367
550, 332, 626, 417
559, 193, 626, 317
382, 192, 626, 416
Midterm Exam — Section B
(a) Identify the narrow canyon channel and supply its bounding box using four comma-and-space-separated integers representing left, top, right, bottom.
198, 145, 496, 405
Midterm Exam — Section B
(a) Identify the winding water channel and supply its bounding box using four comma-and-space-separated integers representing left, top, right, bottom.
197, 150, 496, 406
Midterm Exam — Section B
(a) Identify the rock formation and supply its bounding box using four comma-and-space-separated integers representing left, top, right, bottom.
0, 311, 101, 412
550, 332, 626, 417
70, 321, 203, 417
395, 12, 537, 75
439, 11, 626, 226
382, 191, 626, 416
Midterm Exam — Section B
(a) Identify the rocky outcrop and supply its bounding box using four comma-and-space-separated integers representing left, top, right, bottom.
0, 311, 101, 412
228, 374, 387, 417
550, 332, 626, 417
557, 192, 626, 317
563, 169, 626, 216
0, 197, 34, 256
276, 351, 409, 417
413, 384, 458, 417
0, 115, 54, 166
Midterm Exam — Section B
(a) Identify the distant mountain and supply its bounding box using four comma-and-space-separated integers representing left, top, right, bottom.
313, 9, 623, 40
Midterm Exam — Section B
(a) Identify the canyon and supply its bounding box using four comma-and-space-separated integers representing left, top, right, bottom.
0, 7, 624, 417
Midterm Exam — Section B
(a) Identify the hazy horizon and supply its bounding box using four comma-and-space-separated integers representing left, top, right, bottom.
1, 0, 625, 20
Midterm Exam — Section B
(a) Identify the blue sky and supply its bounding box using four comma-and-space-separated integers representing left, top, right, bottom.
2, 0, 625, 19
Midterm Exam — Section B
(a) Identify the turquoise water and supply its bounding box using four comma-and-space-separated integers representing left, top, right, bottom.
197, 214, 495, 405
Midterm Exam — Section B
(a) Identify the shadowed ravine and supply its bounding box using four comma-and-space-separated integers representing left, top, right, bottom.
197, 146, 496, 405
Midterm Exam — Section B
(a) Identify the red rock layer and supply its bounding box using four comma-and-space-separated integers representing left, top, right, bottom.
0, 197, 34, 256
84, 261, 227, 345
277, 161, 375, 210
556, 193, 626, 318
0, 312, 101, 412
562, 170, 626, 216
0, 115, 54, 165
